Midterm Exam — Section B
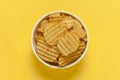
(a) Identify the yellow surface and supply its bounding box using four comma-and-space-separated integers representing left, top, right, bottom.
0, 0, 120, 80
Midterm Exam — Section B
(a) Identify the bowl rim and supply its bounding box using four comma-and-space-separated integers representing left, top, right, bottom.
31, 10, 89, 69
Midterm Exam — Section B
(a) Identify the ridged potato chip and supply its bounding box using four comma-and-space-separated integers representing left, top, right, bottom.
78, 40, 86, 52
36, 37, 59, 62
44, 22, 67, 45
62, 16, 74, 29
48, 12, 60, 18
58, 50, 81, 67
48, 16, 64, 21
37, 20, 48, 32
35, 32, 42, 42
70, 19, 86, 39
57, 31, 79, 56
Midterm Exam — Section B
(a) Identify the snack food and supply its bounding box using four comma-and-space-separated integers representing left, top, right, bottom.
36, 37, 59, 62
57, 31, 79, 56
58, 50, 82, 67
44, 22, 67, 45
70, 19, 86, 39
34, 12, 87, 67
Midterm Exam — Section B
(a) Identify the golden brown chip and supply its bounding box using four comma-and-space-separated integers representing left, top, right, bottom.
36, 37, 59, 62
61, 13, 66, 18
57, 31, 79, 56
35, 33, 42, 42
58, 50, 81, 67
44, 22, 67, 45
70, 19, 86, 39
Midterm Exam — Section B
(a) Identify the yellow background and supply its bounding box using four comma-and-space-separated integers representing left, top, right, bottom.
0, 0, 120, 80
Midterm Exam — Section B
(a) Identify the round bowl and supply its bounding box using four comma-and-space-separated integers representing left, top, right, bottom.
31, 10, 89, 69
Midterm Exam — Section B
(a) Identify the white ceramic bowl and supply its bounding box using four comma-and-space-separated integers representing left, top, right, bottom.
31, 11, 89, 69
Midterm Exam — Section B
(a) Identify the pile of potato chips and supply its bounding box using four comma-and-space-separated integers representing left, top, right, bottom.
35, 12, 87, 67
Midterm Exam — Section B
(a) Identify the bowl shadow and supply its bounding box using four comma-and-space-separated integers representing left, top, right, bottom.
30, 50, 87, 80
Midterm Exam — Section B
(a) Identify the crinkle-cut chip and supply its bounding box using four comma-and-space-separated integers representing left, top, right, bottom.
62, 16, 74, 29
48, 16, 64, 21
37, 20, 48, 32
65, 23, 73, 29
78, 40, 85, 47
36, 38, 60, 62
59, 50, 81, 61
44, 21, 58, 32
78, 41, 86, 53
59, 55, 80, 67
61, 13, 66, 18
35, 33, 42, 42
44, 22, 67, 45
48, 17, 62, 21
57, 31, 79, 56
58, 50, 81, 67
48, 14, 65, 22
48, 12, 60, 18
70, 19, 86, 39
63, 16, 74, 23
83, 37, 87, 42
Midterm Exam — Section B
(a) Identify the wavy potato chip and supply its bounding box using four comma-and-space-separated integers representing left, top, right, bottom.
48, 16, 64, 21
58, 50, 81, 66
37, 20, 48, 32
35, 33, 42, 42
70, 19, 86, 39
78, 41, 86, 52
57, 31, 79, 56
44, 22, 67, 45
48, 12, 60, 18
36, 37, 59, 62
62, 16, 74, 29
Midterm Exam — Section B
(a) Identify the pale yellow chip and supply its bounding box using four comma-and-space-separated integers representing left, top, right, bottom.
58, 50, 81, 67
44, 22, 67, 45
83, 37, 87, 42
62, 16, 74, 29
36, 37, 59, 62
48, 16, 64, 21
37, 20, 48, 32
57, 31, 79, 56
70, 19, 86, 39
78, 41, 86, 52
58, 41, 86, 67
48, 12, 61, 18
